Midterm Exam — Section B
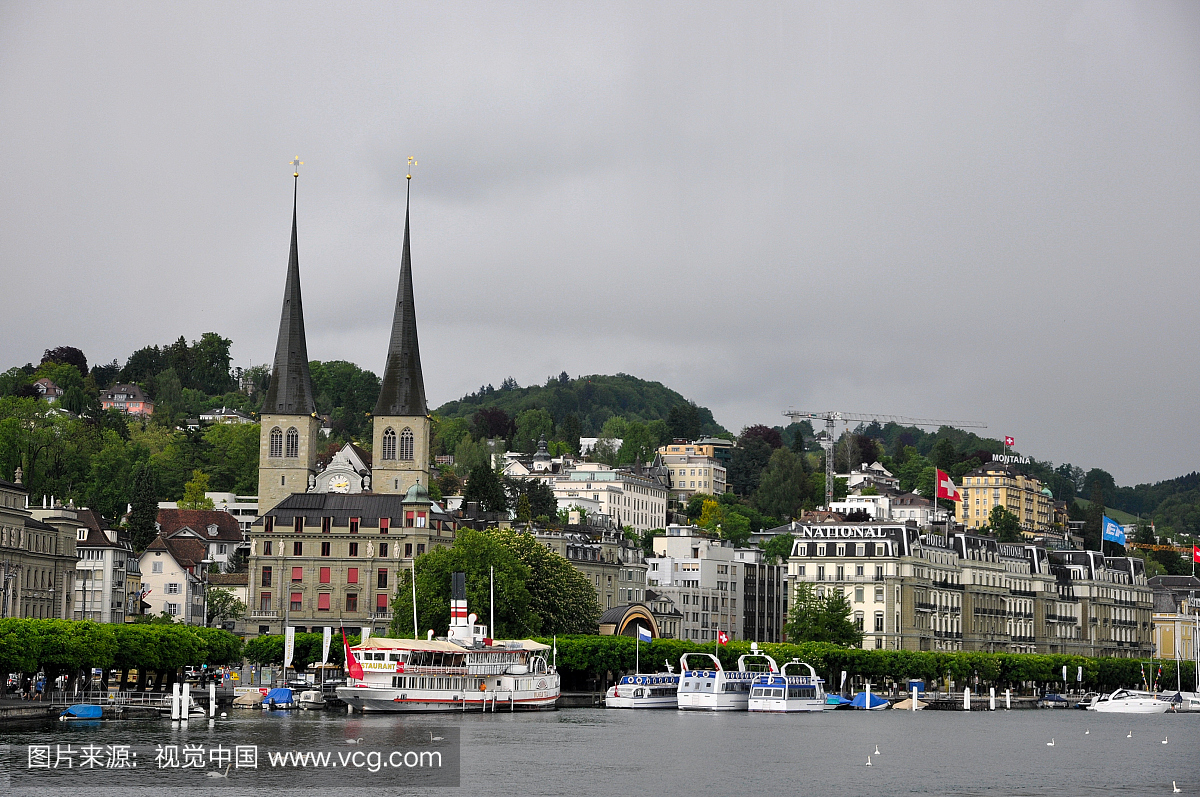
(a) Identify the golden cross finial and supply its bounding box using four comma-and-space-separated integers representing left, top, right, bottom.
407, 156, 417, 181
291, 156, 304, 177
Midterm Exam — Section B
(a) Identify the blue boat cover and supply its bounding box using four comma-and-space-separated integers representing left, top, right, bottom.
62, 704, 103, 719
850, 691, 890, 709
262, 688, 294, 705
825, 695, 851, 706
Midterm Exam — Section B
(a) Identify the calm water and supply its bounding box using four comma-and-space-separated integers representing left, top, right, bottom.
3, 706, 1199, 796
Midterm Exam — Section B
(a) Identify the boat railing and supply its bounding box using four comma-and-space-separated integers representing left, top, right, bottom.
401, 666, 471, 676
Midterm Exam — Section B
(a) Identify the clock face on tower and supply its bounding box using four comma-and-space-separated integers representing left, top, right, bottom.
329, 475, 352, 493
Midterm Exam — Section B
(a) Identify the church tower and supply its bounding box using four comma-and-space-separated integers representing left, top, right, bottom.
258, 163, 321, 512
372, 168, 430, 495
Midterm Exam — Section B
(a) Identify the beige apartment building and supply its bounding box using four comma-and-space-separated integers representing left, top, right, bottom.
958, 464, 1053, 532
656, 441, 729, 501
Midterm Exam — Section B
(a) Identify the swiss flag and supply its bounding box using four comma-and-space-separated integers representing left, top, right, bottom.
935, 469, 962, 502
717, 630, 729, 646
1004, 436, 1015, 447
1193, 545, 1199, 564
342, 627, 364, 680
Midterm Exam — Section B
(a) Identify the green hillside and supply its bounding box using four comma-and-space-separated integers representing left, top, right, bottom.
433, 373, 727, 438
1072, 498, 1139, 525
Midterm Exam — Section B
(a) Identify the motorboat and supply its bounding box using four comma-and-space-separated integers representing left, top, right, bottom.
677, 644, 778, 711
1164, 691, 1200, 712
1086, 688, 1172, 714
262, 687, 296, 710
1074, 692, 1100, 709
892, 697, 927, 710
748, 659, 827, 713
60, 704, 103, 720
298, 689, 327, 709
850, 691, 890, 710
605, 673, 680, 708
1037, 693, 1071, 709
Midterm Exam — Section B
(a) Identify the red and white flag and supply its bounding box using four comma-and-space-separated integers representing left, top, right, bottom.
717, 630, 729, 646
1193, 545, 1200, 564
342, 627, 364, 680
1004, 436, 1015, 447
935, 469, 962, 502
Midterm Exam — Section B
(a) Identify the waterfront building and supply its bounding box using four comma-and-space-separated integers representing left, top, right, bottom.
959, 464, 1053, 532
138, 534, 207, 623
157, 493, 260, 534
779, 520, 1153, 657
551, 462, 669, 532
532, 527, 647, 611
646, 525, 784, 642
249, 484, 457, 638
67, 510, 135, 623
2, 479, 78, 620
656, 448, 728, 502
99, 383, 154, 416
156, 509, 246, 571
1149, 575, 1200, 661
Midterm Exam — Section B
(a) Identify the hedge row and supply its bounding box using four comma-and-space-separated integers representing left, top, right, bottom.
535, 635, 1197, 693
0, 618, 243, 682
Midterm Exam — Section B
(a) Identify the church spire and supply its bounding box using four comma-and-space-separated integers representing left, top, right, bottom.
374, 160, 427, 417
263, 162, 316, 415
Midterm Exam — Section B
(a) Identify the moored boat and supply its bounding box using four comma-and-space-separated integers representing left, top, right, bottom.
677, 644, 778, 711
1086, 688, 1172, 714
298, 689, 326, 709
748, 659, 827, 713
335, 572, 559, 713
605, 673, 680, 708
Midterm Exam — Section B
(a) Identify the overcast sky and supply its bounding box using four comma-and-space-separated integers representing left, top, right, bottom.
2, 2, 1197, 487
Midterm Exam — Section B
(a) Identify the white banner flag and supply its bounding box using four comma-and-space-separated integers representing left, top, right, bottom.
361, 626, 371, 644
283, 626, 296, 670
321, 627, 332, 666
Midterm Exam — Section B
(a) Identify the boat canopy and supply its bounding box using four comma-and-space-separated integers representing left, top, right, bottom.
850, 691, 890, 709
354, 636, 550, 653
263, 688, 294, 704
61, 704, 102, 719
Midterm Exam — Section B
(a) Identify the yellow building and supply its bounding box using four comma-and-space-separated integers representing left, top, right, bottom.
656, 439, 730, 499
958, 464, 1053, 533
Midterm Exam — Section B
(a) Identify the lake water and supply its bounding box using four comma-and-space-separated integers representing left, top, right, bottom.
2, 706, 1198, 796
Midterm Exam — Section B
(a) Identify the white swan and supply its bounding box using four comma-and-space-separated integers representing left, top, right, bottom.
864, 756, 872, 766
874, 745, 880, 755
346, 737, 363, 744
1173, 782, 1180, 793
1162, 736, 1168, 745
1085, 728, 1089, 735
1127, 730, 1133, 738
430, 731, 444, 742
205, 765, 230, 779
1046, 739, 1054, 747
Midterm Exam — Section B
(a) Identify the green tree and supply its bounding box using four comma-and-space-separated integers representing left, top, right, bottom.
202, 422, 260, 494
617, 420, 657, 465
667, 403, 701, 441
753, 447, 809, 520
206, 587, 247, 626
984, 505, 1023, 542
759, 533, 795, 564
513, 409, 555, 454
453, 434, 490, 476
784, 583, 863, 647
514, 494, 532, 522
463, 463, 508, 513
179, 470, 215, 510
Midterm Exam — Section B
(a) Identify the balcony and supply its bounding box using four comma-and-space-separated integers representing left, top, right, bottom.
250, 609, 280, 618
368, 611, 393, 621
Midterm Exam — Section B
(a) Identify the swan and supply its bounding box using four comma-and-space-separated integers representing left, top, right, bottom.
1173, 782, 1180, 793
1162, 736, 1168, 745
205, 765, 230, 779
864, 756, 872, 766
1085, 728, 1089, 734
1046, 739, 1054, 747
430, 731, 444, 742
874, 745, 880, 755
346, 737, 363, 744
1127, 730, 1133, 738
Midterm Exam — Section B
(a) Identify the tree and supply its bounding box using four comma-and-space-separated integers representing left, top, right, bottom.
463, 463, 508, 513
179, 470, 215, 510
513, 409, 554, 453
729, 434, 773, 496
41, 346, 88, 377
206, 587, 247, 626
983, 506, 1022, 542
559, 413, 582, 455
753, 447, 809, 520
472, 407, 513, 441
436, 467, 462, 497
514, 494, 532, 522
760, 533, 795, 564
617, 420, 657, 465
741, 424, 783, 449
784, 583, 862, 647
1081, 468, 1117, 508
453, 433, 491, 476
667, 403, 701, 441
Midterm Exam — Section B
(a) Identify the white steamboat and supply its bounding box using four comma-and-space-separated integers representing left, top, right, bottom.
748, 659, 827, 713
605, 672, 680, 709
677, 646, 779, 711
336, 573, 559, 713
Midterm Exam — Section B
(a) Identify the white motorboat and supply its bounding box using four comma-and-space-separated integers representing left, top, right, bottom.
1086, 688, 1172, 714
748, 659, 827, 713
677, 644, 778, 711
298, 689, 326, 709
335, 572, 559, 713
605, 673, 680, 708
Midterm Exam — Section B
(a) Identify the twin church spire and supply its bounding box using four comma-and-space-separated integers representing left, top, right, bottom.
261, 161, 428, 506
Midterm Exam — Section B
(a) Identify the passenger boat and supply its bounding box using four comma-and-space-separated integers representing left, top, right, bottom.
677, 644, 778, 711
605, 672, 681, 708
335, 573, 559, 713
748, 659, 827, 713
1086, 688, 1172, 714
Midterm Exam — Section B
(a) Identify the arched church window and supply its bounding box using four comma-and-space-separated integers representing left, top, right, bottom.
399, 428, 414, 461
285, 427, 299, 458
270, 427, 283, 458
382, 428, 397, 461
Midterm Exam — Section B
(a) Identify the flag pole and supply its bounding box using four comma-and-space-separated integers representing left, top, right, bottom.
636, 626, 640, 676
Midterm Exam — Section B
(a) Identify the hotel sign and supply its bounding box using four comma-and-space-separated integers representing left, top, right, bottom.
992, 454, 1030, 465
794, 525, 899, 539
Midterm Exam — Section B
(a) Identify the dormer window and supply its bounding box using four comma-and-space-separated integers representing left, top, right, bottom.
207, 525, 218, 537
77, 529, 87, 541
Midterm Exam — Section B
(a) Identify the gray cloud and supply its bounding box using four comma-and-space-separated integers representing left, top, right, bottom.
2, 1, 1197, 485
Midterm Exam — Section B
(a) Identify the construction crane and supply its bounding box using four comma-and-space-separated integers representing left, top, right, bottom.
783, 411, 988, 510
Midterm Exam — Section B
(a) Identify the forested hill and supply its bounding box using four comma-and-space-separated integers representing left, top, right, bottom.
433, 373, 726, 439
